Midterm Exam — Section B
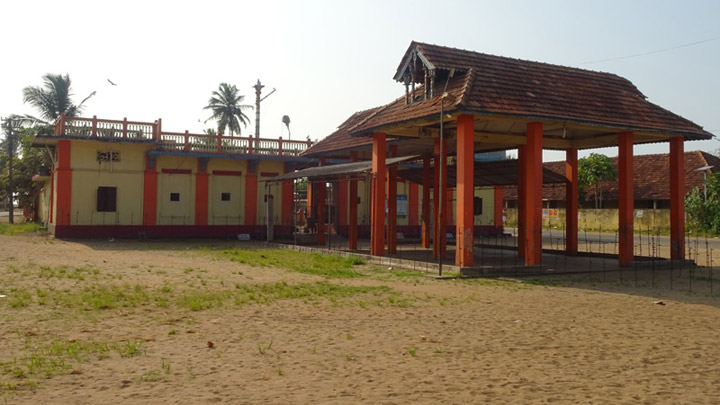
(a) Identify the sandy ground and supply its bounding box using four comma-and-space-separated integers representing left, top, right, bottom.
1, 233, 720, 404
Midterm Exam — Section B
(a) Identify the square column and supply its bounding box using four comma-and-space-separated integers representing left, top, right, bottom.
55, 140, 72, 226
565, 148, 578, 255
433, 138, 448, 259
456, 114, 475, 267
371, 133, 386, 256
245, 166, 258, 226
493, 186, 503, 229
618, 131, 634, 266
670, 137, 685, 260
521, 123, 543, 265
349, 151, 359, 250
282, 162, 294, 227
317, 157, 326, 246
387, 145, 398, 254
517, 145, 526, 258
421, 157, 431, 248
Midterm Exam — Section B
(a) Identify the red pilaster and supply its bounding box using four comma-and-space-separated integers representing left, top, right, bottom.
618, 131, 634, 266
670, 137, 685, 260
408, 181, 419, 226
387, 145, 398, 254
282, 163, 294, 227
245, 167, 258, 226
371, 133, 386, 256
522, 123, 543, 265
565, 148, 578, 255
49, 171, 55, 223
456, 114, 475, 267
494, 186, 503, 228
55, 140, 72, 226
143, 156, 157, 226
194, 160, 208, 226
421, 157, 431, 248
433, 138, 448, 259
349, 151, 359, 249
338, 179, 348, 226
317, 157, 326, 246
517, 145, 526, 258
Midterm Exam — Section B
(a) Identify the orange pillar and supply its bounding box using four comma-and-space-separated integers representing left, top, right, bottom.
522, 123, 543, 265
371, 133, 386, 256
433, 138, 447, 259
565, 148, 578, 255
494, 186, 503, 228
317, 157, 326, 246
349, 151, 359, 249
517, 145, 526, 258
282, 163, 294, 227
421, 157, 431, 248
55, 140, 72, 226
387, 145, 398, 254
408, 181, 419, 226
338, 179, 348, 226
618, 131, 634, 266
245, 167, 258, 226
456, 114, 475, 267
670, 137, 685, 260
194, 160, 209, 226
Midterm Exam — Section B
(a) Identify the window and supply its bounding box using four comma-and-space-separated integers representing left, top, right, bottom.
170, 193, 180, 202
221, 193, 231, 201
473, 197, 483, 216
97, 187, 117, 212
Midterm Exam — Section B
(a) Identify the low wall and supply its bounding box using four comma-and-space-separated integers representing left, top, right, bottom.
505, 208, 671, 232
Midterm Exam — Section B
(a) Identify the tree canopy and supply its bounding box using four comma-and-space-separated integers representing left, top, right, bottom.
22, 73, 95, 124
203, 83, 253, 136
578, 153, 617, 208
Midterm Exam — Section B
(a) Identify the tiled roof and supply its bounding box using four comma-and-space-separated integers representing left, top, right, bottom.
301, 106, 382, 157
307, 41, 711, 157
504, 151, 720, 201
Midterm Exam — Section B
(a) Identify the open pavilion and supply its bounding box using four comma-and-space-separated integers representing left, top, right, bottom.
276, 41, 713, 269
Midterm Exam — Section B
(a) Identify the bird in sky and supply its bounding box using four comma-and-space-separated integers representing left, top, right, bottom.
107, 79, 118, 86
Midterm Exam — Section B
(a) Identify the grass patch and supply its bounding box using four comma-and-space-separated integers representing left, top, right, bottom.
0, 223, 45, 236
215, 249, 366, 278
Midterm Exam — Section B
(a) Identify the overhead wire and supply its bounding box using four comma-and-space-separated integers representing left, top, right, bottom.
579, 36, 720, 65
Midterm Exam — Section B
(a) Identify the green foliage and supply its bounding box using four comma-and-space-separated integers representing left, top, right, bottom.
685, 173, 720, 234
22, 73, 94, 123
203, 83, 253, 136
0, 223, 45, 235
0, 126, 52, 214
578, 153, 617, 208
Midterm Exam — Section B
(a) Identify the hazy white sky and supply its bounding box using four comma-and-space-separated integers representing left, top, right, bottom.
1, 0, 718, 161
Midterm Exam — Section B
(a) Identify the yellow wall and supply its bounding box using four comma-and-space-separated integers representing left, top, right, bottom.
207, 159, 246, 225
69, 141, 148, 225
256, 161, 285, 225
156, 156, 196, 225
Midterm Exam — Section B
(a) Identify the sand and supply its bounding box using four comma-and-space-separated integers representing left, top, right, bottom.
1, 233, 719, 404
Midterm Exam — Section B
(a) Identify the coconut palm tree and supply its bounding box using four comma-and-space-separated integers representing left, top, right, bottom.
22, 73, 95, 123
203, 83, 253, 136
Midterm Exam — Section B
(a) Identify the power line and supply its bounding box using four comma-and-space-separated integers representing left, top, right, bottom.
579, 36, 720, 65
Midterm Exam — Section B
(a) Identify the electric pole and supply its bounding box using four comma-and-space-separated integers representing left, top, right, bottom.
1, 117, 15, 224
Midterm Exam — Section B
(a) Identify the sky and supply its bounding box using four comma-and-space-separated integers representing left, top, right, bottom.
1, 0, 718, 162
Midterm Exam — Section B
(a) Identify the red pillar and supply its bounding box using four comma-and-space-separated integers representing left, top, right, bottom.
371, 133, 386, 256
408, 181, 419, 226
194, 160, 209, 226
670, 137, 685, 260
282, 163, 294, 227
143, 156, 157, 226
618, 131, 634, 266
338, 179, 348, 226
55, 140, 72, 226
387, 145, 398, 254
522, 123, 543, 265
349, 151, 359, 249
421, 157, 431, 248
565, 148, 578, 255
456, 114, 475, 267
245, 168, 258, 226
517, 145, 526, 258
494, 186, 503, 228
433, 138, 448, 259
317, 157, 326, 246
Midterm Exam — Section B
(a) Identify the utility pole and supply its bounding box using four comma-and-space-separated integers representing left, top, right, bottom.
252, 79, 277, 147
1, 117, 15, 224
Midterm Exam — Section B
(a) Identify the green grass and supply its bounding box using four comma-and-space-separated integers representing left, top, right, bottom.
0, 223, 45, 235
214, 249, 366, 278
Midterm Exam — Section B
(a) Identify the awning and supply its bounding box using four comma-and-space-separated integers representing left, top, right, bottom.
262, 155, 421, 182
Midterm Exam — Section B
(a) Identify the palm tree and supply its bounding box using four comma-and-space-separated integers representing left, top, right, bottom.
203, 83, 253, 136
22, 73, 95, 124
